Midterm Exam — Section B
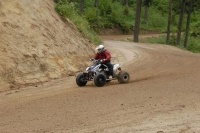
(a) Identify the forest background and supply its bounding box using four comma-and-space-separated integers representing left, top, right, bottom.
55, 0, 200, 53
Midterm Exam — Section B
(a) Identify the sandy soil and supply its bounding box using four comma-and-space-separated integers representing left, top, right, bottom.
0, 0, 94, 91
0, 39, 200, 133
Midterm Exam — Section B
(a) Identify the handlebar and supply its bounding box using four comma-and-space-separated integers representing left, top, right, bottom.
90, 58, 101, 64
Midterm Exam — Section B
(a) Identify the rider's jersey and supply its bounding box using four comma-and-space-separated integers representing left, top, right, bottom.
94, 49, 111, 63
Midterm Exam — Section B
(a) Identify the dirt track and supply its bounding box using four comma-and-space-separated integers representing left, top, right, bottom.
0, 40, 200, 133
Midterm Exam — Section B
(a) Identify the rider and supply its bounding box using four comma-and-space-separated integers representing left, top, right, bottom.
94, 44, 114, 78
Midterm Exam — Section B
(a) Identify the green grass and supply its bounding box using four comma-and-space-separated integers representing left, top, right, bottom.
140, 8, 168, 32
187, 37, 200, 53
141, 34, 200, 53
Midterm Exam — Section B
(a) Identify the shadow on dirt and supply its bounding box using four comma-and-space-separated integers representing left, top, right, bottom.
76, 74, 161, 88
77, 76, 156, 88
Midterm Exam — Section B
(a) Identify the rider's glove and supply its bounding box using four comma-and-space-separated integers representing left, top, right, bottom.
100, 59, 106, 63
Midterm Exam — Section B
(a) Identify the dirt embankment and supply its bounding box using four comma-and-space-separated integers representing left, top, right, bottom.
0, 0, 94, 92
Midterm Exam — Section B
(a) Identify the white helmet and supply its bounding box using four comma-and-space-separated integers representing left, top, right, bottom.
95, 44, 105, 54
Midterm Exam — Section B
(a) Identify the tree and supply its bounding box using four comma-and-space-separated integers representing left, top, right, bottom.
94, 0, 100, 28
184, 0, 193, 48
124, 0, 129, 6
143, 0, 152, 22
134, 0, 142, 42
94, 0, 99, 7
124, 0, 129, 16
166, 0, 173, 44
176, 0, 186, 46
79, 0, 84, 14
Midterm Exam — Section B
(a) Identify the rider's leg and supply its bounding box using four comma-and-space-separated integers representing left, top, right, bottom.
105, 62, 113, 77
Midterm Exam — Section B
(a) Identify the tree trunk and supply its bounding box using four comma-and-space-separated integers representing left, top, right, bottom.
94, 0, 100, 28
144, 0, 152, 22
144, 5, 149, 22
80, 0, 84, 14
184, 0, 193, 48
125, 0, 129, 6
166, 0, 173, 44
134, 0, 142, 42
176, 0, 186, 46
94, 0, 99, 8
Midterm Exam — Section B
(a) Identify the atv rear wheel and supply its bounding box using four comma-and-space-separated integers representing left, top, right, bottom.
94, 73, 106, 87
76, 73, 87, 87
117, 71, 130, 83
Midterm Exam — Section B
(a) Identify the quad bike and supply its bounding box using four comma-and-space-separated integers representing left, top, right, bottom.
76, 59, 130, 87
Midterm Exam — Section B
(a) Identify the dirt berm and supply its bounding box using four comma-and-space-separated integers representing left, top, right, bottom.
0, 0, 94, 92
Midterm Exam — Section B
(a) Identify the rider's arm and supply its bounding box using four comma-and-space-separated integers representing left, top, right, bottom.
104, 50, 111, 63
94, 53, 99, 60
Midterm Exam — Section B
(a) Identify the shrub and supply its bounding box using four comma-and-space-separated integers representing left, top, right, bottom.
55, 0, 101, 44
187, 37, 200, 53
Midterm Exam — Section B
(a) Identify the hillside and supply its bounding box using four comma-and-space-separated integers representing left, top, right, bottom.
0, 0, 94, 92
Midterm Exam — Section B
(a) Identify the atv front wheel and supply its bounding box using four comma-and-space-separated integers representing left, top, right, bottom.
76, 73, 87, 87
94, 73, 106, 87
117, 71, 130, 83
